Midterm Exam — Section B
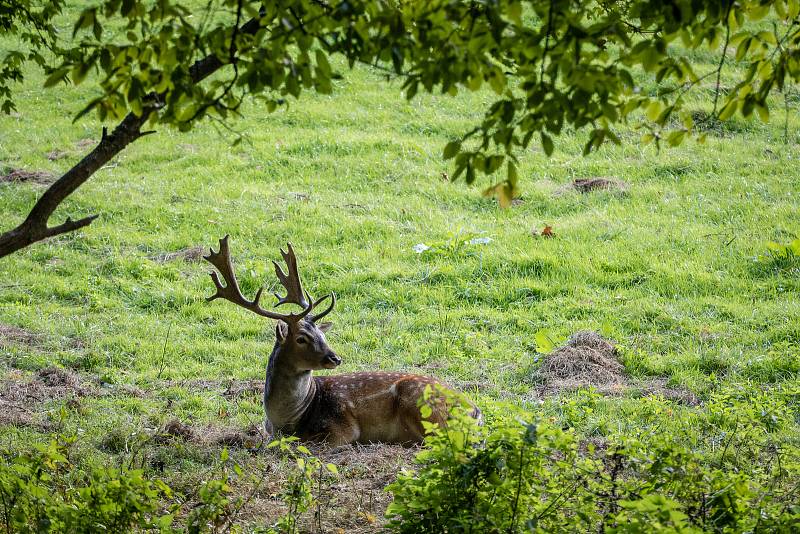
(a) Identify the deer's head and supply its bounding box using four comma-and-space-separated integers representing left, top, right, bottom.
204, 236, 339, 370
275, 319, 340, 370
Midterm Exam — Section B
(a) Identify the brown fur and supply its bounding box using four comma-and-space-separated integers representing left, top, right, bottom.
264, 325, 460, 446
292, 372, 448, 446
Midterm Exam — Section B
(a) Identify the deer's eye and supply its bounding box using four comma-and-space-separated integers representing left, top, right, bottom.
296, 336, 308, 344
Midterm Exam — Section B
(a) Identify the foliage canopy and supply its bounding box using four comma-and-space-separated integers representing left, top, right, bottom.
1, 0, 800, 254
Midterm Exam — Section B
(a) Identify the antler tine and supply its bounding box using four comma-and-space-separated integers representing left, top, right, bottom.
204, 236, 312, 322
309, 292, 336, 322
272, 243, 311, 309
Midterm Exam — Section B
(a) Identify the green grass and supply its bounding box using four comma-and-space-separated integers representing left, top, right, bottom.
1, 9, 800, 530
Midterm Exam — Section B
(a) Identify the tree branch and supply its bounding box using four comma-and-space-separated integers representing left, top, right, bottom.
712, 1, 734, 115
0, 15, 264, 259
0, 111, 150, 258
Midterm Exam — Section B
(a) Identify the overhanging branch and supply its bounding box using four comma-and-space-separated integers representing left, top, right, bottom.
0, 16, 263, 260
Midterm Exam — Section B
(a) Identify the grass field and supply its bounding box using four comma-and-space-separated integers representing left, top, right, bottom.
1, 8, 800, 531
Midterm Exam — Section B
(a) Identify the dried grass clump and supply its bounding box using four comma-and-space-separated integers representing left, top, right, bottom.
535, 331, 700, 405
537, 331, 624, 391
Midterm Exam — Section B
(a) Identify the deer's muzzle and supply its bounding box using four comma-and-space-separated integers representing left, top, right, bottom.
323, 351, 341, 368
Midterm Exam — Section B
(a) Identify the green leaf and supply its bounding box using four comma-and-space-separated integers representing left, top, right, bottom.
443, 141, 461, 160
315, 50, 331, 76
507, 160, 518, 185
646, 101, 664, 122
43, 68, 70, 88
534, 330, 556, 354
755, 103, 769, 123
718, 99, 738, 121
507, 1, 522, 25
72, 8, 96, 38
541, 132, 554, 156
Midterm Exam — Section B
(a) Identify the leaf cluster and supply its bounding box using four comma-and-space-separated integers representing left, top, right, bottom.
0, 436, 174, 533
385, 386, 800, 533
4, 1, 800, 199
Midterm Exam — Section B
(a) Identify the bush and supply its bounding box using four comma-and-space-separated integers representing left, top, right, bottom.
385, 388, 800, 533
0, 436, 333, 534
0, 437, 173, 533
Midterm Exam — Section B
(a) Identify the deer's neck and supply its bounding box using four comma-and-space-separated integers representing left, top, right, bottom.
264, 343, 316, 431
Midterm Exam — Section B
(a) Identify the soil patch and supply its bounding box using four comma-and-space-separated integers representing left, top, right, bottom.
0, 324, 85, 354
223, 379, 264, 400
535, 331, 698, 405
75, 138, 97, 149
158, 419, 266, 449
0, 324, 43, 348
0, 168, 55, 185
554, 177, 629, 195
46, 149, 69, 161
151, 245, 207, 263
0, 367, 97, 430
1, 366, 96, 403
218, 438, 415, 531
631, 377, 700, 406
160, 378, 263, 398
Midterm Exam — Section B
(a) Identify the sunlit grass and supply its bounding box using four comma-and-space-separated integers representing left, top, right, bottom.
1, 11, 799, 528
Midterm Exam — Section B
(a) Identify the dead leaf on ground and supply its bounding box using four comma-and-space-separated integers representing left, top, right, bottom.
533, 225, 555, 238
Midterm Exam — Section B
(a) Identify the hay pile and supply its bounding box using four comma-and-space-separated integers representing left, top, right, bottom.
537, 331, 624, 393
535, 331, 699, 405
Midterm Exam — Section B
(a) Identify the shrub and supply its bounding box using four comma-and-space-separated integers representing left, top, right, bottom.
0, 436, 335, 534
385, 388, 800, 533
0, 437, 173, 533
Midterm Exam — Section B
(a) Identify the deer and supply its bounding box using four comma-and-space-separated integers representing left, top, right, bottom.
204, 236, 480, 446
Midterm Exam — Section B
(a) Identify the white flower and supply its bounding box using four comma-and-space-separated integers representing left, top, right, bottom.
469, 237, 492, 245
412, 243, 431, 254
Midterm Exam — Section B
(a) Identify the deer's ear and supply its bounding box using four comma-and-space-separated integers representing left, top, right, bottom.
275, 322, 289, 343
317, 322, 333, 333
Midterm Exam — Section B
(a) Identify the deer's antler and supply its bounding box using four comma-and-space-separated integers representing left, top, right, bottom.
310, 292, 336, 322
272, 243, 311, 308
204, 236, 313, 323
272, 243, 336, 322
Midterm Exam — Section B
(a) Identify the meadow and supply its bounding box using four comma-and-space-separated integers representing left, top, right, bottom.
1, 8, 799, 531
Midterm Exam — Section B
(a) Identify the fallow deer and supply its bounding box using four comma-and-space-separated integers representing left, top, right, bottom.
204, 236, 479, 446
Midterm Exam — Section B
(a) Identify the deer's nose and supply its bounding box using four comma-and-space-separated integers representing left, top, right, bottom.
324, 351, 341, 366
